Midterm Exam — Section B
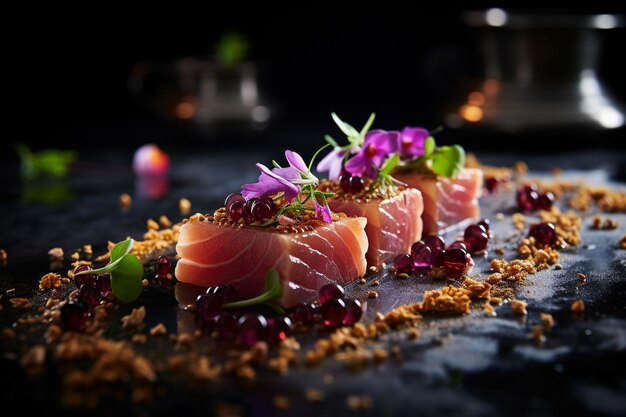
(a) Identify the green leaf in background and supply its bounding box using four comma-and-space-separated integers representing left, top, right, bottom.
430, 145, 466, 178
216, 32, 249, 68
423, 136, 436, 156
14, 142, 77, 181
380, 154, 400, 178
110, 254, 144, 303
331, 112, 360, 139
223, 269, 284, 314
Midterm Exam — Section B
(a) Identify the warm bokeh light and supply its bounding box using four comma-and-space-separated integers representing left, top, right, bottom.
468, 92, 485, 106
460, 104, 483, 122
133, 144, 171, 177
483, 79, 500, 95
176, 101, 196, 119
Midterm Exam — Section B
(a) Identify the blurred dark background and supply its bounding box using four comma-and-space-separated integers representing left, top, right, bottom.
4, 5, 626, 169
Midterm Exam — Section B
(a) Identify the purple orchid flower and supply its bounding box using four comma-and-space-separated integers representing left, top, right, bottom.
344, 130, 399, 179
399, 127, 428, 158
241, 163, 301, 201
285, 150, 318, 184
314, 198, 333, 222
317, 148, 349, 180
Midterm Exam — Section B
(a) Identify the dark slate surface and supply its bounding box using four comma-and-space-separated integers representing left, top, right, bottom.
1, 149, 625, 417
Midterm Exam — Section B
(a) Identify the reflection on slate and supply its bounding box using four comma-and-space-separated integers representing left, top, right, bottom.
0, 149, 625, 417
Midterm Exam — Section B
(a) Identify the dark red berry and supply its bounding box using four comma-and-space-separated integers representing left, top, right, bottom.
318, 284, 345, 304
423, 235, 445, 255
536, 192, 555, 211
291, 303, 315, 325
441, 248, 469, 279
60, 301, 90, 331
258, 195, 277, 214
79, 283, 101, 308
216, 312, 239, 338
447, 240, 468, 253
224, 193, 246, 210
349, 176, 365, 193
243, 198, 257, 222
95, 274, 112, 299
238, 314, 268, 348
478, 218, 490, 235
228, 200, 245, 221
393, 253, 414, 274
196, 293, 224, 322
267, 316, 292, 343
528, 222, 557, 247
320, 298, 347, 327
342, 299, 363, 325
464, 224, 489, 253
411, 241, 433, 269
484, 177, 499, 193
339, 175, 351, 192
155, 255, 171, 276
252, 202, 272, 221
73, 265, 94, 288
517, 185, 539, 212
206, 285, 239, 304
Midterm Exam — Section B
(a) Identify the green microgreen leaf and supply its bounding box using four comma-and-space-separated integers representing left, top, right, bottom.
223, 269, 284, 314
14, 142, 77, 181
430, 145, 466, 178
308, 142, 331, 172
423, 136, 436, 156
331, 112, 360, 138
75, 239, 144, 303
324, 134, 339, 148
379, 154, 400, 178
359, 113, 376, 140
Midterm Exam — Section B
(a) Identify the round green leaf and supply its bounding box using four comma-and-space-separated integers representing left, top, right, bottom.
111, 254, 144, 302
110, 238, 134, 262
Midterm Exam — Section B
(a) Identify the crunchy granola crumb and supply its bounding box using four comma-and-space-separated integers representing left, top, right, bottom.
396, 273, 410, 280
236, 364, 255, 383
413, 286, 471, 315
272, 395, 291, 410
368, 266, 378, 273
142, 279, 149, 287
132, 334, 147, 345
512, 213, 526, 230
496, 212, 505, 220
571, 299, 585, 313
48, 247, 64, 260
495, 248, 505, 255
121, 306, 146, 330
407, 327, 420, 340
2, 327, 16, 342
540, 312, 554, 329
359, 277, 367, 284
179, 198, 191, 215
373, 348, 388, 363
70, 251, 80, 260
39, 272, 62, 290
20, 345, 46, 371
620, 235, 626, 249
368, 290, 379, 299
159, 215, 172, 228
149, 323, 167, 336
577, 272, 587, 280
554, 264, 563, 270
483, 302, 496, 316
83, 244, 93, 255
147, 218, 160, 231
511, 299, 528, 315
0, 249, 7, 261
371, 279, 380, 286
10, 297, 32, 311
530, 325, 546, 345
45, 324, 61, 344
305, 388, 325, 402
119, 193, 132, 208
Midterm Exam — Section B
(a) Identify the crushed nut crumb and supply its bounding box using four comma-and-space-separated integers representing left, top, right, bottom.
571, 299, 585, 313
368, 290, 378, 299
272, 395, 291, 410
149, 323, 167, 336
577, 272, 587, 280
179, 198, 191, 215
119, 193, 132, 208
121, 306, 146, 330
540, 312, 554, 329
39, 273, 62, 290
48, 247, 64, 260
511, 299, 528, 315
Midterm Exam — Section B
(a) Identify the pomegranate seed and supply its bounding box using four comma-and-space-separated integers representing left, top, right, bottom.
478, 218, 490, 235
318, 284, 345, 303
238, 314, 268, 347
441, 248, 469, 279
393, 254, 414, 274
517, 185, 539, 212
528, 222, 557, 247
320, 298, 347, 327
196, 293, 224, 322
291, 303, 315, 325
155, 255, 171, 276
216, 312, 239, 338
252, 202, 272, 221
342, 299, 363, 325
484, 177, 499, 193
228, 201, 245, 221
224, 193, 245, 210
79, 283, 101, 308
243, 199, 257, 222
73, 265, 94, 288
61, 301, 90, 331
95, 274, 112, 299
447, 240, 468, 253
411, 241, 433, 269
267, 316, 292, 343
464, 224, 489, 253
206, 285, 239, 304
349, 176, 365, 193
339, 175, 351, 192
423, 235, 445, 255
258, 195, 277, 214
536, 192, 555, 211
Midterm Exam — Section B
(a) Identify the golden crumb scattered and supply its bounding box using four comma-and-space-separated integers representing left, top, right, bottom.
147, 218, 160, 230
414, 286, 471, 315
373, 348, 388, 363
83, 244, 93, 255
179, 198, 191, 215
0, 249, 7, 261
511, 299, 528, 315
530, 325, 546, 345
495, 248, 505, 255
48, 247, 64, 260
45, 325, 61, 344
272, 395, 291, 410
10, 297, 32, 311
619, 234, 626, 249
70, 252, 80, 260
359, 277, 367, 284
132, 334, 147, 345
372, 279, 380, 286
142, 279, 149, 287
149, 323, 167, 336
512, 213, 526, 230
305, 388, 325, 402
39, 273, 62, 290
483, 302, 496, 316
236, 364, 255, 383
396, 273, 410, 280
515, 161, 528, 174
346, 394, 373, 410
554, 264, 563, 270
118, 193, 132, 208
407, 327, 420, 340
496, 212, 504, 220
571, 299, 585, 313
540, 312, 555, 329
158, 215, 172, 228
368, 290, 379, 299
20, 345, 46, 370
121, 306, 146, 330
2, 327, 16, 342
368, 265, 378, 273
577, 272, 587, 280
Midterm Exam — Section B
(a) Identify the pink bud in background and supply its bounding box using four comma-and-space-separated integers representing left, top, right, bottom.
133, 144, 170, 176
